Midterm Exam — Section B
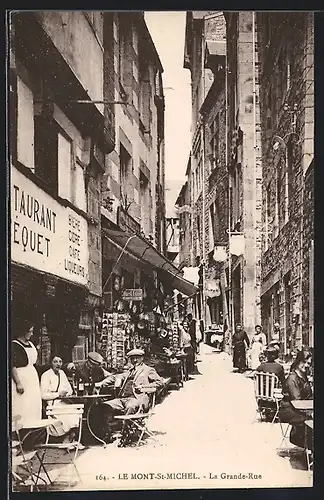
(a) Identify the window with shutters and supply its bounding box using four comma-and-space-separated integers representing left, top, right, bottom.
283, 140, 293, 225
74, 159, 87, 212
139, 56, 150, 133
34, 115, 58, 194
120, 143, 132, 208
16, 76, 35, 169
57, 132, 72, 201
118, 14, 132, 99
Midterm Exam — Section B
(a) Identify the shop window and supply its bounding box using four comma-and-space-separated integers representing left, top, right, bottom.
208, 297, 223, 325
122, 269, 134, 289
58, 132, 72, 201
16, 76, 35, 169
72, 336, 86, 362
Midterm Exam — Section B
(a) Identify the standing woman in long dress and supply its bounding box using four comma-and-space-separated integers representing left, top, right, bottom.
250, 325, 267, 370
11, 321, 42, 423
232, 324, 250, 373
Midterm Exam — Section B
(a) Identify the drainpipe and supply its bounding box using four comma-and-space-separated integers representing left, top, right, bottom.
252, 11, 258, 328
201, 24, 207, 336
225, 23, 233, 354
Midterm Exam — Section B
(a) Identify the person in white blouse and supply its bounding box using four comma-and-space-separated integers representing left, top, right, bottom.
40, 356, 78, 436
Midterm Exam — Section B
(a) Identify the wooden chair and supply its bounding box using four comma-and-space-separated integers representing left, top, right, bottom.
253, 372, 281, 423
304, 420, 313, 471
114, 387, 157, 448
11, 415, 49, 491
34, 403, 84, 487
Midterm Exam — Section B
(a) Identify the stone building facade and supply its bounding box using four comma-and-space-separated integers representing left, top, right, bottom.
181, 11, 229, 329
224, 11, 263, 338
10, 11, 115, 362
178, 10, 314, 349
175, 169, 192, 269
101, 12, 165, 251
100, 12, 167, 315
257, 12, 314, 351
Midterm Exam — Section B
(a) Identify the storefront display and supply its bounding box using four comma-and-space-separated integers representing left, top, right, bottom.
99, 312, 131, 370
169, 322, 180, 351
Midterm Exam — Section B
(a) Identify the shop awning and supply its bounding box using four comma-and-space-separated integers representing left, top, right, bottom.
103, 229, 199, 297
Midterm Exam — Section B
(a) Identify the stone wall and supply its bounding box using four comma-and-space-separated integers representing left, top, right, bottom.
226, 11, 263, 336
302, 161, 314, 346
105, 13, 164, 246
258, 12, 314, 348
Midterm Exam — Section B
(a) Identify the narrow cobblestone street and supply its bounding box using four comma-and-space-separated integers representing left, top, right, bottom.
49, 344, 313, 491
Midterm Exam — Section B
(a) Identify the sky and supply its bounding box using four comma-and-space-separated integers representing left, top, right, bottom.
145, 11, 191, 208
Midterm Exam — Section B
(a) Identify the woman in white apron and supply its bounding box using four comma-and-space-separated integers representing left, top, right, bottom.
11, 323, 42, 423
249, 325, 267, 370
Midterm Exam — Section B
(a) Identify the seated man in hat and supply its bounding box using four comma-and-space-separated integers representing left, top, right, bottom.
66, 351, 112, 385
100, 348, 164, 440
255, 346, 286, 421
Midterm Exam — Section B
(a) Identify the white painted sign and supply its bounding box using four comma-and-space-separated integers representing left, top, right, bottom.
11, 166, 89, 287
122, 289, 143, 301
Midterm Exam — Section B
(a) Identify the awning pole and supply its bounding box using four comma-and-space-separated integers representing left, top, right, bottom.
102, 235, 137, 293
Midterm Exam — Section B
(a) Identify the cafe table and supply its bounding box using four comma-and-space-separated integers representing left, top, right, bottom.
291, 400, 314, 411
59, 392, 114, 447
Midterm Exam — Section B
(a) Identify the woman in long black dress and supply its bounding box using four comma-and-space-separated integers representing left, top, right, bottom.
232, 324, 250, 373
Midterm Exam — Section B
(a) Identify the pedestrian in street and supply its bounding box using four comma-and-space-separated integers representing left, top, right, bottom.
196, 319, 204, 354
11, 320, 42, 423
269, 322, 282, 356
179, 320, 193, 379
278, 350, 313, 450
250, 325, 267, 370
187, 313, 199, 374
232, 323, 250, 373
